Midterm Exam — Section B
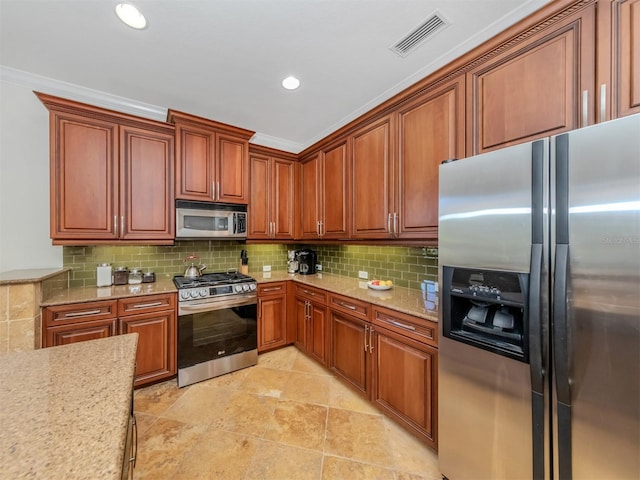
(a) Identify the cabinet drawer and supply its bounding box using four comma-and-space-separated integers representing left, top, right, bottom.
257, 282, 287, 296
45, 318, 118, 347
294, 284, 327, 304
118, 293, 176, 317
372, 306, 437, 348
44, 300, 118, 326
329, 293, 370, 321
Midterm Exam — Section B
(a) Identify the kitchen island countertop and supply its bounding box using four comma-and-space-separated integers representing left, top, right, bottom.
0, 333, 138, 479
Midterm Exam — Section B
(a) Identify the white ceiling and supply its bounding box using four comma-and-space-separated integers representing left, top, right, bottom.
0, 0, 549, 153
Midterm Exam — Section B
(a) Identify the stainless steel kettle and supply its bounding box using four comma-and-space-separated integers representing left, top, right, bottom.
183, 255, 207, 278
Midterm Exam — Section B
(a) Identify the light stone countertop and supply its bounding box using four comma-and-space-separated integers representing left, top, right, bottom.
39, 271, 438, 322
0, 267, 70, 285
256, 271, 439, 322
0, 333, 138, 479
41, 277, 178, 306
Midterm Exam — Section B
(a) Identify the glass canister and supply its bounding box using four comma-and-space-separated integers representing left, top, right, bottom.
113, 267, 129, 285
128, 268, 143, 285
142, 271, 156, 283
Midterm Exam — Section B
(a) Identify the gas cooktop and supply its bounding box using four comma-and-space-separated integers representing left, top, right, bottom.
173, 271, 255, 289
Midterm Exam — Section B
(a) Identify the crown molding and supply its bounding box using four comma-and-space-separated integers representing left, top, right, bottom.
249, 132, 304, 154
1, 65, 167, 122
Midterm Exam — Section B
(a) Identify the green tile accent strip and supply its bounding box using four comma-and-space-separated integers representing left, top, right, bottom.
63, 242, 438, 290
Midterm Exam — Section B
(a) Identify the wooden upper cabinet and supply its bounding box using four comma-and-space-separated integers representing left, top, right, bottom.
350, 115, 394, 239
36, 92, 175, 245
299, 140, 350, 240
466, 2, 596, 154
597, 0, 640, 120
321, 140, 350, 239
119, 125, 174, 241
168, 110, 254, 204
248, 146, 296, 240
298, 154, 322, 239
48, 111, 119, 241
395, 76, 465, 239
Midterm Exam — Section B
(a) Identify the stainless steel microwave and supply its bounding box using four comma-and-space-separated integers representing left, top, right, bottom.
176, 200, 247, 239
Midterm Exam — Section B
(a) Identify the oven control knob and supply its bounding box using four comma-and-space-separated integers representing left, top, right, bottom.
249, 283, 256, 291
199, 289, 208, 297
242, 284, 250, 292
234, 285, 243, 293
180, 291, 191, 300
190, 290, 200, 298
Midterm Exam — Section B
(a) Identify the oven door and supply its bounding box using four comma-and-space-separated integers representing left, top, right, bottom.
178, 296, 257, 377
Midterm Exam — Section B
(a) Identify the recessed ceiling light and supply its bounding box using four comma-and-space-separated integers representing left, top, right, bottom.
282, 76, 301, 90
115, 3, 147, 30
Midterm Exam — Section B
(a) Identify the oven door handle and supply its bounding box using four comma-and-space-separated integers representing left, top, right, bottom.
178, 295, 257, 315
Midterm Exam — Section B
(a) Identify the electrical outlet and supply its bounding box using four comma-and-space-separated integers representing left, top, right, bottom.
263, 265, 271, 272
358, 271, 369, 279
315, 264, 322, 271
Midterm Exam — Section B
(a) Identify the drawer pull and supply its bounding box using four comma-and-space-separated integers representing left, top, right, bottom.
262, 287, 281, 292
63, 309, 102, 318
338, 302, 356, 310
364, 325, 369, 351
130, 301, 163, 309
389, 320, 416, 331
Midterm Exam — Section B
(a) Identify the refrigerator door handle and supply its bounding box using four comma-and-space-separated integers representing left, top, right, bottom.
529, 243, 545, 480
554, 243, 572, 480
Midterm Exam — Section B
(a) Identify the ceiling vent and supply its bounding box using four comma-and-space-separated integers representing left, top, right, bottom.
390, 12, 449, 58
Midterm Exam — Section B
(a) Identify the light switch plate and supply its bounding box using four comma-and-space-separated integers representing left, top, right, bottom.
263, 265, 271, 272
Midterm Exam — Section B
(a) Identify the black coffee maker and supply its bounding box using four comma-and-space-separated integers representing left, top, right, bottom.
297, 249, 317, 275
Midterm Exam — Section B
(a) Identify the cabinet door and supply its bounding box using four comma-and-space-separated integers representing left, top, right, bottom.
329, 309, 369, 396
120, 126, 174, 241
248, 154, 271, 239
298, 155, 321, 239
120, 310, 176, 387
309, 302, 328, 366
466, 3, 596, 154
294, 297, 308, 349
272, 158, 295, 239
396, 76, 465, 238
322, 140, 350, 239
612, 0, 640, 118
372, 326, 438, 448
217, 133, 249, 204
175, 123, 215, 200
50, 112, 118, 241
258, 294, 287, 352
46, 319, 117, 347
351, 115, 394, 238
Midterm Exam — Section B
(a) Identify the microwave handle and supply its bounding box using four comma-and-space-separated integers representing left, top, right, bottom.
233, 213, 237, 234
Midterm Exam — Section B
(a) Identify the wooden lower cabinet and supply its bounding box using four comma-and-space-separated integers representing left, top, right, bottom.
43, 293, 176, 388
294, 287, 328, 365
46, 318, 118, 346
257, 282, 288, 352
119, 310, 175, 388
372, 325, 438, 448
329, 309, 370, 396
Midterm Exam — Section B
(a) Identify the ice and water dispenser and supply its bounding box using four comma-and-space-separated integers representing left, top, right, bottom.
442, 266, 529, 362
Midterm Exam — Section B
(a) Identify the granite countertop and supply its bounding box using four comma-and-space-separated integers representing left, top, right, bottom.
41, 277, 178, 306
0, 267, 70, 285
40, 271, 438, 322
256, 271, 439, 322
0, 334, 138, 479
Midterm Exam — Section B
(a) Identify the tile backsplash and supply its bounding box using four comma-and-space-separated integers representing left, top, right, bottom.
63, 242, 438, 290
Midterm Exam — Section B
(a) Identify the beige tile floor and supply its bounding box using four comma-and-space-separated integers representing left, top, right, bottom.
134, 346, 441, 480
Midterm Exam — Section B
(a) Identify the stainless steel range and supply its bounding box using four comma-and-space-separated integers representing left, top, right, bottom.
174, 271, 257, 387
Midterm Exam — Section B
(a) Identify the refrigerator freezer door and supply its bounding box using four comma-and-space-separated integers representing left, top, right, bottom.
553, 113, 640, 479
439, 141, 541, 273
438, 140, 550, 479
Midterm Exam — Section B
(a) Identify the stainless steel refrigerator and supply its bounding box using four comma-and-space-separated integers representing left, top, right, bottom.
437, 113, 640, 480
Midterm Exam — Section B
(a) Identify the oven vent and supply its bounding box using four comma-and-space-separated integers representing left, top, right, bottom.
390, 12, 448, 57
